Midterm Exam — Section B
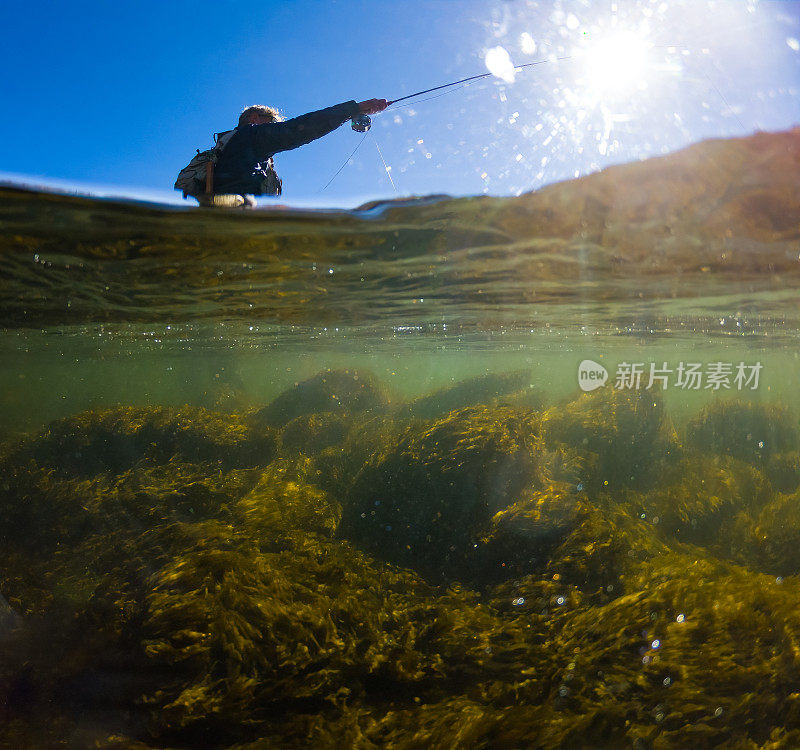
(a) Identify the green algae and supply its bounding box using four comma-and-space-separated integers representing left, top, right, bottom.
765, 451, 800, 494
686, 400, 799, 464
340, 404, 544, 581
2, 376, 800, 748
6, 404, 278, 477
542, 387, 676, 493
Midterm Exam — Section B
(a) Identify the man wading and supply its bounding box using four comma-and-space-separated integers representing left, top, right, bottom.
176, 98, 387, 208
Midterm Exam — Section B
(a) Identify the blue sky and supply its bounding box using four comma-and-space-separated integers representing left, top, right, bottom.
1, 0, 798, 208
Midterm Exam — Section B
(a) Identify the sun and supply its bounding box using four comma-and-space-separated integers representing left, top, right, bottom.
578, 28, 654, 98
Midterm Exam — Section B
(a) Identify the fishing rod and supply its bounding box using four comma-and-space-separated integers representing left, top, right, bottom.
351, 55, 573, 132
339, 54, 572, 191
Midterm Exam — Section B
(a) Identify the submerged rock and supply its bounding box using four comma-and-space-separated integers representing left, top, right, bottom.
340, 405, 544, 581
536, 552, 800, 749
398, 369, 537, 420
8, 405, 277, 477
686, 400, 798, 464
473, 483, 591, 583
542, 387, 675, 493
754, 489, 800, 576
3, 381, 800, 748
250, 369, 391, 429
279, 411, 352, 455
235, 456, 342, 543
618, 452, 773, 553
138, 533, 534, 743
766, 451, 800, 493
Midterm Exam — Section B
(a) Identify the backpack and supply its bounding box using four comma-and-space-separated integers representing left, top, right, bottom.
174, 129, 282, 199
174, 129, 236, 200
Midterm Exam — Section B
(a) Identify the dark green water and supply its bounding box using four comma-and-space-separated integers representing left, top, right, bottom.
2, 181, 800, 748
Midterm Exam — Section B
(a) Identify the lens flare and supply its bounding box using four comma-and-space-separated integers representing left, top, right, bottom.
485, 46, 517, 83
579, 29, 652, 96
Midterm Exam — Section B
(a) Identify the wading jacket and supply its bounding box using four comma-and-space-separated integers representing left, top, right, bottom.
213, 100, 361, 195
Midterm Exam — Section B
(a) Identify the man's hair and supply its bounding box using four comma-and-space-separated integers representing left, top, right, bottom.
238, 105, 283, 127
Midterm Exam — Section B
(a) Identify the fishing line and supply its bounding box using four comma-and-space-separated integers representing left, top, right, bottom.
316, 131, 368, 194
699, 65, 749, 132
371, 132, 398, 193
319, 56, 571, 192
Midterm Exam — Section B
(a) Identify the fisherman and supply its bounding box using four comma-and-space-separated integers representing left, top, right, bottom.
198, 98, 388, 207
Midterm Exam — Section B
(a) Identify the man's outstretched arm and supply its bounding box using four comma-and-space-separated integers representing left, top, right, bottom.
251, 99, 388, 155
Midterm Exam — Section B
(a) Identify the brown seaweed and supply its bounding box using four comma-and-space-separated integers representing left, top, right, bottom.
2, 372, 800, 748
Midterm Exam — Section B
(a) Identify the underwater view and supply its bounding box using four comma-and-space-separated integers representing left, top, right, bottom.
1, 126, 800, 748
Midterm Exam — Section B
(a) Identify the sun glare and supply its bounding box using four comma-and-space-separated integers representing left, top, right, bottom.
579, 29, 653, 97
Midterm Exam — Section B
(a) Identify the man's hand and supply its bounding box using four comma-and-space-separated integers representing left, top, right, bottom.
357, 99, 388, 115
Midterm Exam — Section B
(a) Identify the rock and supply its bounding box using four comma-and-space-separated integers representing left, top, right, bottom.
279, 411, 352, 455
685, 400, 798, 464
542, 387, 674, 493
251, 369, 391, 428
399, 370, 535, 420
339, 405, 543, 581
12, 405, 277, 477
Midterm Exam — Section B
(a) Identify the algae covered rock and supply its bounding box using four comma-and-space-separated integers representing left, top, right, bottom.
235, 456, 341, 544
279, 410, 352, 455
545, 552, 800, 748
619, 452, 773, 554
12, 405, 277, 477
0, 459, 256, 621
479, 489, 669, 602
138, 534, 535, 741
765, 451, 800, 493
685, 400, 798, 464
340, 405, 544, 581
754, 489, 800, 576
399, 369, 537, 420
2, 427, 539, 748
251, 368, 391, 428
542, 387, 675, 492
309, 413, 400, 498
473, 484, 590, 583
5, 369, 800, 747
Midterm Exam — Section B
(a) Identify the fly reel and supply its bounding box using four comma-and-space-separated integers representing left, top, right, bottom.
351, 114, 371, 132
